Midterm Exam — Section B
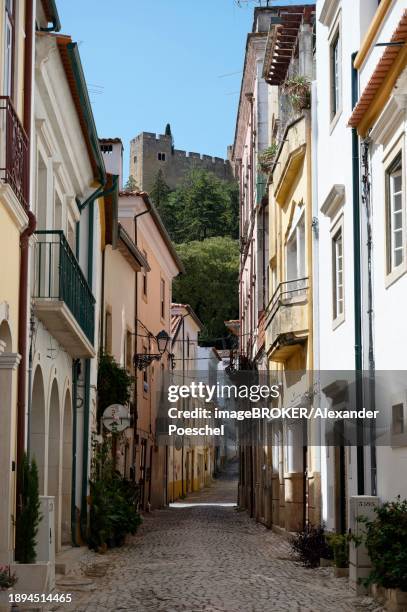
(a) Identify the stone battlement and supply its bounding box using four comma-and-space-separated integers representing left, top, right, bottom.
130, 128, 233, 191
134, 132, 229, 164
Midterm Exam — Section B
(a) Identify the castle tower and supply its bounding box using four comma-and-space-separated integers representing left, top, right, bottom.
129, 124, 233, 193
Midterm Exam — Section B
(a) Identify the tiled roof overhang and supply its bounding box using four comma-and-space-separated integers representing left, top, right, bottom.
348, 10, 407, 136
262, 4, 315, 86
41, 0, 61, 31
56, 35, 106, 185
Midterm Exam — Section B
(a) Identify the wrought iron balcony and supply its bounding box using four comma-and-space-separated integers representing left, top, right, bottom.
0, 96, 29, 211
33, 231, 96, 358
265, 277, 309, 362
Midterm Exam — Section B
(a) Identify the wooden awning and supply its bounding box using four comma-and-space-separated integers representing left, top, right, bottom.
263, 5, 315, 86
348, 10, 407, 135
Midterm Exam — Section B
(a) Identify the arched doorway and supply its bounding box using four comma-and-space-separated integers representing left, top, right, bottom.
61, 389, 72, 545
48, 379, 61, 552
30, 367, 46, 494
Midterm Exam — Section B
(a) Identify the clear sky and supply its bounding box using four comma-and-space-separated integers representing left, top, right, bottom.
56, 0, 255, 180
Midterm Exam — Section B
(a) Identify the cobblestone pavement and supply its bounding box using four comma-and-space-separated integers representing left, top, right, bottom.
48, 462, 382, 612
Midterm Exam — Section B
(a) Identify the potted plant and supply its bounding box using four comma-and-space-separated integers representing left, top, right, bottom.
327, 533, 349, 577
258, 143, 278, 174
9, 454, 51, 595
282, 75, 311, 112
88, 439, 142, 552
357, 497, 407, 611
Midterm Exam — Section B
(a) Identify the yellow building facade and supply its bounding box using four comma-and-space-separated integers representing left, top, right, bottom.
0, 0, 33, 563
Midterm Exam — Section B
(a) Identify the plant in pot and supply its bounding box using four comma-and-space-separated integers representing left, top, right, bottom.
327, 533, 349, 577
88, 438, 142, 552
15, 453, 41, 564
0, 566, 17, 590
290, 524, 332, 568
258, 142, 278, 174
282, 75, 311, 112
357, 496, 407, 609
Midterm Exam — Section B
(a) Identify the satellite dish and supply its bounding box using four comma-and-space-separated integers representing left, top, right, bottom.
102, 404, 131, 433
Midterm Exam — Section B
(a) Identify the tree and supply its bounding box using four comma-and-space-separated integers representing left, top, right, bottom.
173, 237, 239, 345
150, 169, 171, 210
15, 453, 41, 563
166, 168, 239, 243
124, 175, 139, 192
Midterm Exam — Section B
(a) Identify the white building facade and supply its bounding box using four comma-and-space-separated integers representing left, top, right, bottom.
316, 0, 407, 532
29, 30, 106, 553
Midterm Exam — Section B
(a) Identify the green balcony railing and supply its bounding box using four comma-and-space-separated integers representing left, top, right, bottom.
34, 231, 95, 344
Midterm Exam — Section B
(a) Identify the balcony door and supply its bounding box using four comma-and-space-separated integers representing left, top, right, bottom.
286, 210, 306, 300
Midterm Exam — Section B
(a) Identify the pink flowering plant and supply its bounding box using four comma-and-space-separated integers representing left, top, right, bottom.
0, 565, 17, 590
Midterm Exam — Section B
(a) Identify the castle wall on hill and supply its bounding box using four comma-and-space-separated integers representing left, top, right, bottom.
130, 132, 234, 192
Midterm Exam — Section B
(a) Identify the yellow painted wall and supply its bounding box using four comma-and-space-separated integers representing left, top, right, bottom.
0, 204, 21, 351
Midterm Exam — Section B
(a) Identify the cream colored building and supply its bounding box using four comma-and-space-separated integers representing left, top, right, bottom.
118, 191, 184, 509
168, 303, 214, 499
29, 23, 106, 556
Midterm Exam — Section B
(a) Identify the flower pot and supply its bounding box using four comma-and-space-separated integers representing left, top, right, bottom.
0, 589, 12, 612
10, 561, 53, 594
334, 567, 349, 578
371, 584, 386, 605
385, 588, 407, 611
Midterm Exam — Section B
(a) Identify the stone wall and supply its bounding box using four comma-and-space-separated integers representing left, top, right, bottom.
130, 132, 234, 192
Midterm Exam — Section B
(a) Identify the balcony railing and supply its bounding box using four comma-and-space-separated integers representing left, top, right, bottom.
34, 231, 95, 343
265, 277, 309, 328
0, 96, 29, 211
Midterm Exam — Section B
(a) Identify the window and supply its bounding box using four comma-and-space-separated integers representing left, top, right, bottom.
386, 154, 404, 275
142, 251, 148, 297
330, 31, 340, 120
133, 155, 137, 164
332, 227, 344, 320
158, 152, 166, 162
392, 403, 404, 435
100, 144, 113, 154
143, 346, 149, 392
4, 0, 14, 97
105, 310, 112, 354
286, 213, 305, 282
160, 278, 165, 319
126, 331, 133, 372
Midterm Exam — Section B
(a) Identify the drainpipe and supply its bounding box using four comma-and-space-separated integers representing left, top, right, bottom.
132, 201, 153, 483
351, 52, 364, 495
17, 0, 35, 504
80, 196, 94, 539
361, 137, 377, 495
78, 176, 116, 538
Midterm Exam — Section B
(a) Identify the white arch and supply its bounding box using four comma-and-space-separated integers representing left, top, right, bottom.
30, 365, 46, 494
48, 378, 61, 552
61, 387, 72, 545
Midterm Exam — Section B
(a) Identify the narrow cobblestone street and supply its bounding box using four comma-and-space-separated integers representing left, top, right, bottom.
49, 462, 382, 612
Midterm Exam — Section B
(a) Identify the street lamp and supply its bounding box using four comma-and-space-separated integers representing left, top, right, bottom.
133, 329, 170, 371
156, 329, 170, 355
